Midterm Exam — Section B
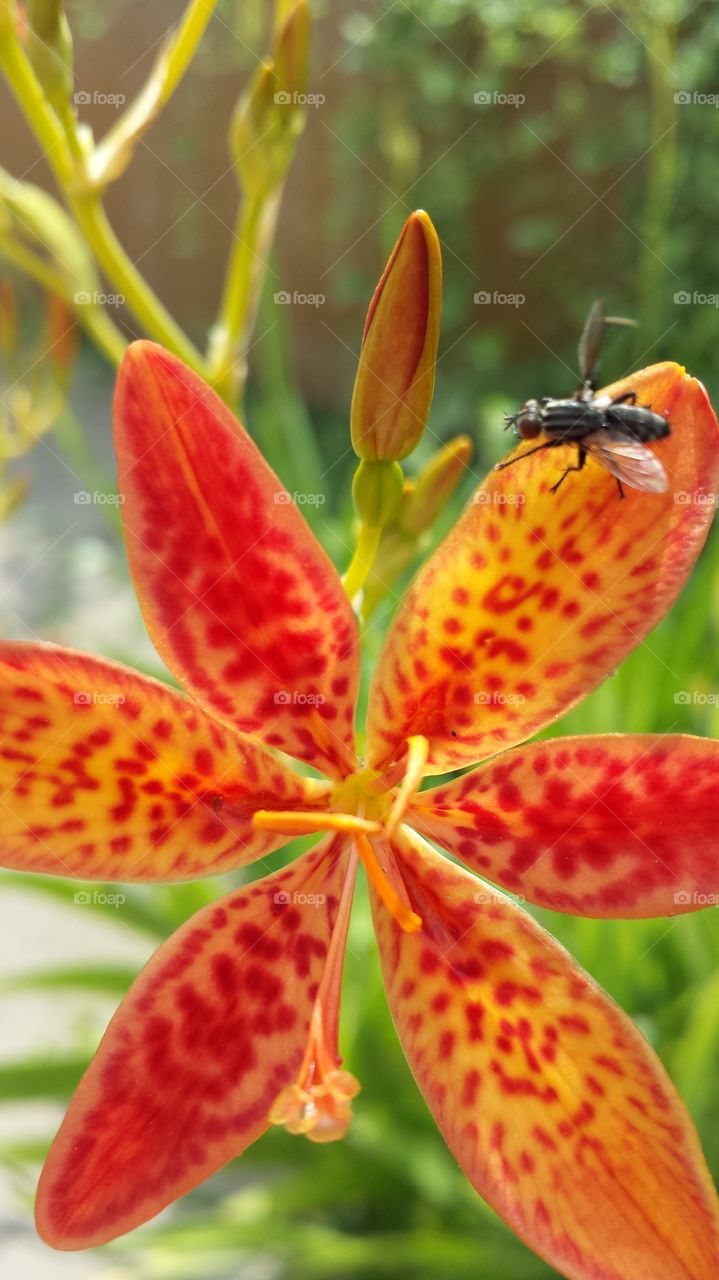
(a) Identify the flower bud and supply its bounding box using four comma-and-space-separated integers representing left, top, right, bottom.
352, 459, 403, 528
350, 210, 441, 462
399, 434, 472, 536
229, 1, 309, 197
25, 0, 73, 116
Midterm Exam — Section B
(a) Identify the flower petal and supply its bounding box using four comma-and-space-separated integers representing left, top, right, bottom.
36, 836, 349, 1248
409, 734, 719, 918
0, 642, 323, 881
372, 828, 719, 1280
114, 342, 359, 777
367, 364, 719, 772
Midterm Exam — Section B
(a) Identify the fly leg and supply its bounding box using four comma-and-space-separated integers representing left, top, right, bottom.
549, 446, 587, 494
494, 441, 555, 472
610, 391, 637, 405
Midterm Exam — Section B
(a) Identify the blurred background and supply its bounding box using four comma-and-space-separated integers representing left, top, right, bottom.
1, 0, 719, 1277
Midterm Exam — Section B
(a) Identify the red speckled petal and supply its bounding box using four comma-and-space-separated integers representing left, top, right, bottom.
36, 836, 349, 1248
409, 734, 719, 919
367, 365, 719, 773
373, 828, 719, 1280
0, 642, 325, 881
114, 342, 359, 778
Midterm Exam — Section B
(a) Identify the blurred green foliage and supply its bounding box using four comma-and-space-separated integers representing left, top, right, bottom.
2, 1, 719, 1278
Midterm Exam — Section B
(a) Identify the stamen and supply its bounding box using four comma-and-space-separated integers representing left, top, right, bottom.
268, 848, 361, 1143
385, 735, 429, 839
253, 810, 381, 837
355, 832, 422, 933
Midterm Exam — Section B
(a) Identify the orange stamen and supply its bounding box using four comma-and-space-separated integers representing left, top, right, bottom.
355, 832, 422, 933
384, 734, 429, 839
253, 810, 381, 837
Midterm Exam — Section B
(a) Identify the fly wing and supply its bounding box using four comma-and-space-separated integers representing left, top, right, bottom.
585, 428, 668, 493
577, 298, 605, 387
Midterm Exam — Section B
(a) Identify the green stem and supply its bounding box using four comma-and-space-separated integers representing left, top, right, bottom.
342, 523, 382, 603
209, 187, 283, 407
68, 195, 202, 369
0, 236, 126, 366
0, 25, 205, 372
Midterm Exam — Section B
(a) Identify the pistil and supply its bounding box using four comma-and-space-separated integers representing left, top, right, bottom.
268, 846, 361, 1143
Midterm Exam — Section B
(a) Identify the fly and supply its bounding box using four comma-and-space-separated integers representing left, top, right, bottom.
496, 299, 671, 498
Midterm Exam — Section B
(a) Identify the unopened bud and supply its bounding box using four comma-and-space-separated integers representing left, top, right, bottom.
230, 1, 309, 197
350, 210, 441, 462
352, 459, 403, 528
25, 0, 73, 115
400, 434, 473, 536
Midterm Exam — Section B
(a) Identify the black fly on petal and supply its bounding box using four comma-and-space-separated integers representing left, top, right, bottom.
496, 299, 671, 499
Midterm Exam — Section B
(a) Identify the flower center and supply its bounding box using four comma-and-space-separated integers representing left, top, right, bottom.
253, 735, 428, 934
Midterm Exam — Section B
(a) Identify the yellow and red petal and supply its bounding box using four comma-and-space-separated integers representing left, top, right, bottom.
0, 642, 325, 881
114, 342, 359, 778
408, 734, 719, 919
373, 828, 719, 1280
36, 836, 350, 1248
367, 364, 719, 773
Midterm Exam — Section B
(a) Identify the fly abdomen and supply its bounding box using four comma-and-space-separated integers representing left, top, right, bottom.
604, 404, 670, 441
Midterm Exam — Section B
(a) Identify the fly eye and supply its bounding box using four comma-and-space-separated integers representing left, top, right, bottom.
516, 411, 542, 440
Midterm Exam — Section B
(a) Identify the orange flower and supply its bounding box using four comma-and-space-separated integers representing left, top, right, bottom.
2, 344, 719, 1279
